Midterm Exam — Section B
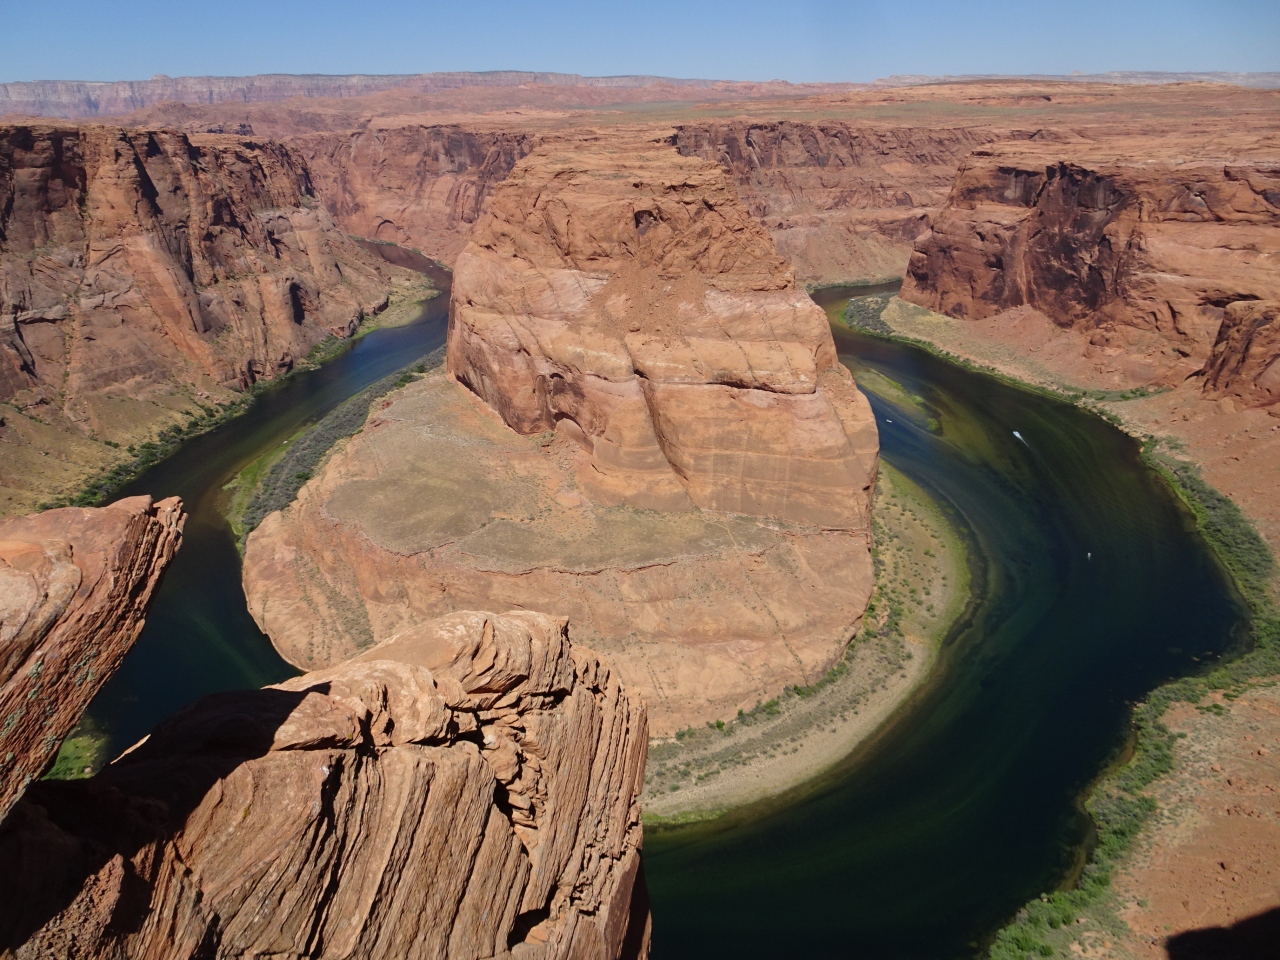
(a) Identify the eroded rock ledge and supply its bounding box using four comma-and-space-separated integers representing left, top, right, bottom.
0, 610, 649, 960
0, 495, 184, 821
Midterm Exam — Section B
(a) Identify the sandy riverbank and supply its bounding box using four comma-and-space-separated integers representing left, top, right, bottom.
861, 294, 1280, 960
642, 462, 970, 820
874, 297, 1280, 593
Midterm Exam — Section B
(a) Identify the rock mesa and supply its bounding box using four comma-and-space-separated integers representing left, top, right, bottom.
0, 495, 184, 821
0, 610, 648, 960
243, 142, 878, 735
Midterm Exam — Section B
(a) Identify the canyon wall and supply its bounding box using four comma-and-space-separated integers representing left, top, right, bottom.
0, 495, 184, 821
901, 142, 1280, 400
0, 123, 413, 511
674, 121, 1004, 284
284, 121, 1002, 286
243, 142, 879, 735
293, 126, 537, 264
0, 610, 650, 959
1, 123, 399, 406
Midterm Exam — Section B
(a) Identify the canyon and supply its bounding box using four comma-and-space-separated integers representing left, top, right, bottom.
0, 122, 430, 514
242, 140, 880, 736
902, 136, 1280, 394
0, 72, 1277, 960
891, 128, 1280, 564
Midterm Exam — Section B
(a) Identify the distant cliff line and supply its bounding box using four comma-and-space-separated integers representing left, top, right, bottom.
0, 70, 859, 119
6, 69, 1279, 120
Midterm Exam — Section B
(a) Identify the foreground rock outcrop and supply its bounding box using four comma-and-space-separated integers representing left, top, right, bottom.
0, 123, 413, 512
0, 610, 649, 959
244, 142, 878, 735
0, 495, 184, 821
902, 141, 1280, 402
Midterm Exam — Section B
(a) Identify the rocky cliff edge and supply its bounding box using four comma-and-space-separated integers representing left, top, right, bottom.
0, 609, 649, 960
0, 495, 184, 821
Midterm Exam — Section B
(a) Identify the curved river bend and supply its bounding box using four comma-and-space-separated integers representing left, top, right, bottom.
644, 287, 1244, 958
83, 276, 1244, 958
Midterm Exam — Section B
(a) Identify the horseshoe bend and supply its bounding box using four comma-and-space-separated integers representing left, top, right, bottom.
241, 140, 880, 737
0, 58, 1277, 960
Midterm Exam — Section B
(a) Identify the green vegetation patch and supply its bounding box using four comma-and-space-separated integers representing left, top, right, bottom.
43, 716, 109, 780
231, 346, 445, 547
988, 444, 1279, 960
843, 292, 895, 334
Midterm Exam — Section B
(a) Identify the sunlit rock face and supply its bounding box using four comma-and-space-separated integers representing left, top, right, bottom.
0, 610, 651, 960
243, 141, 879, 736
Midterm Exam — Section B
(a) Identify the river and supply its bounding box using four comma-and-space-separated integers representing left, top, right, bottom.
81, 276, 1245, 958
643, 286, 1245, 958
86, 250, 452, 756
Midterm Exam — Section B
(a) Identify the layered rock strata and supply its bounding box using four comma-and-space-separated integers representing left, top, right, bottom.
675, 122, 1003, 284
0, 495, 184, 821
902, 142, 1280, 402
0, 123, 418, 512
0, 610, 649, 960
448, 142, 879, 526
294, 126, 537, 263
1, 124, 403, 406
244, 143, 879, 734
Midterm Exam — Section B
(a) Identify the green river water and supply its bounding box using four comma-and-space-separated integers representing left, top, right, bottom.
83, 276, 1245, 958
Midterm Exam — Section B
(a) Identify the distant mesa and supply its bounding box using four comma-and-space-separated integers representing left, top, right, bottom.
5, 68, 1279, 121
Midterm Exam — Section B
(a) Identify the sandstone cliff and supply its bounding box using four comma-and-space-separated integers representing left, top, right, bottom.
1201, 300, 1280, 407
0, 123, 410, 512
0, 610, 649, 960
0, 495, 184, 821
675, 122, 1002, 285
901, 141, 1280, 402
243, 142, 879, 734
293, 126, 537, 264
449, 141, 878, 526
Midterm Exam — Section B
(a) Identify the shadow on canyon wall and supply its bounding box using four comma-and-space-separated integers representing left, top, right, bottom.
0, 686, 310, 950
1164, 905, 1280, 960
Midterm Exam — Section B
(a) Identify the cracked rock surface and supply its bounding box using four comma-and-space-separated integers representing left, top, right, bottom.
0, 610, 649, 960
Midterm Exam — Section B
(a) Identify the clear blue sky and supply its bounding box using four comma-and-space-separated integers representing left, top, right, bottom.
1, 0, 1276, 84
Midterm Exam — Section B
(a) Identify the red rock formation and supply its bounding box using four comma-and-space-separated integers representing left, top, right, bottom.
0, 123, 403, 432
0, 495, 184, 821
448, 140, 878, 528
902, 142, 1280, 399
0, 610, 649, 960
243, 142, 878, 734
1202, 300, 1280, 407
674, 122, 1004, 284
293, 126, 537, 264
